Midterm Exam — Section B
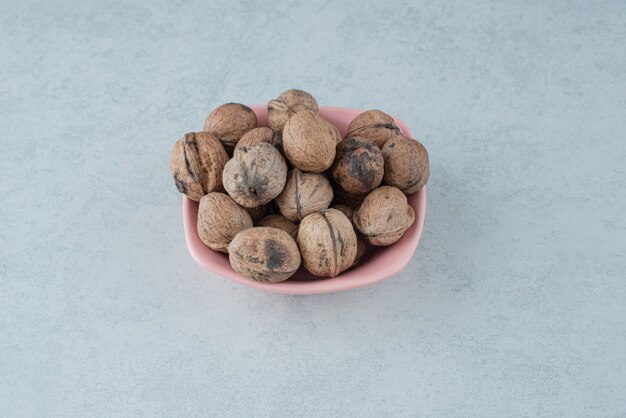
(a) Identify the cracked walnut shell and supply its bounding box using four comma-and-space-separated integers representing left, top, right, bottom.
297, 209, 357, 277
170, 132, 229, 202
275, 169, 333, 222
228, 227, 301, 283
197, 192, 253, 253
222, 142, 288, 208
353, 186, 415, 246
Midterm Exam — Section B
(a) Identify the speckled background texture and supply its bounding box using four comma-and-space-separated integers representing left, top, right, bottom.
1, 0, 625, 416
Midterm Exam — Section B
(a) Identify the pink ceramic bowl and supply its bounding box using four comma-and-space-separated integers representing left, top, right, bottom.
182, 105, 427, 295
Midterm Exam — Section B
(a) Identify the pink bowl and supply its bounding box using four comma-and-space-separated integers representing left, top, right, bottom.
182, 105, 427, 295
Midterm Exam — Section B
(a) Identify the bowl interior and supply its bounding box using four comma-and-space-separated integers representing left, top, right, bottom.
183, 105, 426, 294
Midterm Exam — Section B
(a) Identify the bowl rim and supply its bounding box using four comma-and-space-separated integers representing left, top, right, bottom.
182, 105, 427, 295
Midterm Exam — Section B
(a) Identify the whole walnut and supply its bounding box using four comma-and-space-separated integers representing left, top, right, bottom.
245, 203, 270, 224
203, 103, 257, 153
257, 214, 299, 240
275, 169, 333, 221
332, 204, 368, 267
282, 110, 337, 173
267, 89, 319, 133
234, 127, 284, 157
382, 134, 430, 194
353, 186, 415, 246
197, 192, 253, 253
228, 227, 301, 283
331, 183, 366, 208
297, 209, 357, 277
346, 110, 401, 148
222, 142, 288, 208
332, 137, 384, 195
170, 132, 229, 202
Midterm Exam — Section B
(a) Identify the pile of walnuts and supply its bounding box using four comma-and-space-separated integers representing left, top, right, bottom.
170, 89, 429, 283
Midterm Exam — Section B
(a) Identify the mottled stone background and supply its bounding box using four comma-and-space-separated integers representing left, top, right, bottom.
1, 0, 625, 416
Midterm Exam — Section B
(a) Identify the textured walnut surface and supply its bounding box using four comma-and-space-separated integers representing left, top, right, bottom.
170, 132, 229, 202
282, 110, 337, 173
197, 192, 253, 253
203, 103, 257, 151
332, 137, 384, 195
353, 186, 415, 246
267, 89, 319, 132
275, 169, 333, 221
222, 142, 288, 207
297, 209, 357, 277
346, 109, 400, 148
228, 227, 301, 283
382, 134, 430, 195
257, 214, 299, 240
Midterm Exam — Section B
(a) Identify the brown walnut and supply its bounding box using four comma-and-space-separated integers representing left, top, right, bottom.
275, 169, 333, 221
267, 89, 319, 133
346, 110, 401, 148
331, 204, 368, 267
282, 110, 337, 173
170, 132, 229, 202
197, 192, 253, 253
297, 209, 357, 277
257, 214, 299, 240
332, 137, 384, 195
228, 227, 301, 283
222, 142, 288, 208
203, 103, 257, 153
353, 186, 415, 246
331, 182, 366, 209
382, 134, 430, 194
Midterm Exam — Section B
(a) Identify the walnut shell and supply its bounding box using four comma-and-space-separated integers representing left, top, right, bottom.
297, 209, 357, 277
257, 214, 299, 240
346, 110, 401, 148
328, 122, 343, 144
222, 142, 288, 208
170, 132, 229, 202
282, 110, 337, 173
234, 127, 284, 157
197, 193, 253, 253
332, 204, 368, 267
267, 89, 319, 133
203, 103, 257, 152
332, 137, 384, 195
382, 135, 430, 194
246, 203, 270, 224
275, 169, 333, 221
228, 227, 301, 283
353, 186, 415, 246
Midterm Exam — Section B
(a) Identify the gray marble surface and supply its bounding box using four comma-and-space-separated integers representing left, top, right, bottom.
2, 1, 625, 416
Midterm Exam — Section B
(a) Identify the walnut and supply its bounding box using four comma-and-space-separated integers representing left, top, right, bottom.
332, 137, 384, 195
332, 204, 368, 267
382, 134, 430, 194
346, 110, 401, 148
203, 103, 257, 153
275, 169, 333, 221
282, 110, 337, 173
353, 186, 415, 246
197, 192, 253, 253
267, 89, 319, 133
328, 122, 343, 143
222, 142, 287, 208
245, 203, 270, 224
234, 127, 284, 158
228, 227, 301, 283
257, 214, 299, 240
170, 132, 229, 202
297, 209, 357, 277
